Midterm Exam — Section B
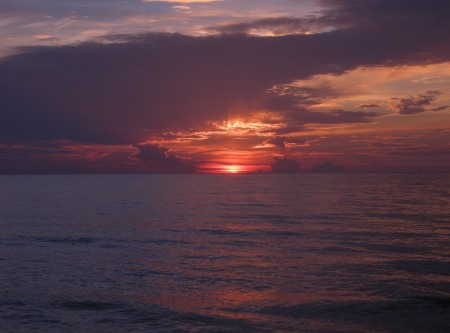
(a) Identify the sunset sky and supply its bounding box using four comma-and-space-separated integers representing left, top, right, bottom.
1, 0, 449, 173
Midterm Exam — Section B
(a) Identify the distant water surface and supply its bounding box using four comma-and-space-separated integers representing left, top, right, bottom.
1, 174, 449, 332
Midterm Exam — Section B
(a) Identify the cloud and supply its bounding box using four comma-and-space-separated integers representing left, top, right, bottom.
305, 109, 381, 124
172, 5, 191, 11
0, 141, 139, 174
392, 91, 443, 115
33, 35, 57, 41
359, 103, 380, 109
1, 0, 450, 172
132, 143, 196, 173
317, 0, 450, 29
271, 156, 301, 173
431, 105, 449, 112
310, 161, 345, 173
266, 136, 288, 149
209, 16, 325, 36
0, 30, 397, 145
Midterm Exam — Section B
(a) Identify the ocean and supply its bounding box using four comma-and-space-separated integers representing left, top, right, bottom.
1, 174, 449, 333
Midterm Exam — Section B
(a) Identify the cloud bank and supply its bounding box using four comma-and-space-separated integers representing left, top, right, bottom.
0, 0, 449, 172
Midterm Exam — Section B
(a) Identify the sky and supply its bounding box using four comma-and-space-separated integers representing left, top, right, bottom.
1, 0, 450, 173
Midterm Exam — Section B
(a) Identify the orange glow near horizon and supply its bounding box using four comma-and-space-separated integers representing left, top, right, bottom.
223, 165, 243, 173
133, 62, 450, 174
198, 163, 267, 174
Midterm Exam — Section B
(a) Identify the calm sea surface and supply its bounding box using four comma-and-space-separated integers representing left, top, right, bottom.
1, 174, 449, 333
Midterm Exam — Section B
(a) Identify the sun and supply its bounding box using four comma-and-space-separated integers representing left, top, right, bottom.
223, 165, 243, 173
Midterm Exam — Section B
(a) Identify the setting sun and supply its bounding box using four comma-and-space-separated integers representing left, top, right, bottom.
224, 165, 243, 173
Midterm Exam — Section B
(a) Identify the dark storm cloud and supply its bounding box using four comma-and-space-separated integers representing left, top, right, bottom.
0, 0, 449, 146
132, 143, 196, 173
392, 91, 444, 115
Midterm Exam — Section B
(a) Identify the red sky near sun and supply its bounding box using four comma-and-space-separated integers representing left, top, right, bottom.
0, 0, 449, 173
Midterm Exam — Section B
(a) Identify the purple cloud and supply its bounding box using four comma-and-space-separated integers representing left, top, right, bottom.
359, 103, 380, 109
310, 161, 345, 173
209, 16, 325, 36
132, 144, 196, 173
0, 0, 449, 172
392, 91, 442, 115
265, 136, 288, 149
271, 156, 301, 173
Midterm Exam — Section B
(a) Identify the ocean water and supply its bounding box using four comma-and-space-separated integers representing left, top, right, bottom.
0, 174, 449, 333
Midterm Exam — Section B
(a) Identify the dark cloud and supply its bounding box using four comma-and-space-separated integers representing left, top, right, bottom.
269, 126, 306, 135
282, 108, 382, 126
265, 136, 288, 149
431, 105, 449, 112
260, 125, 308, 135
271, 156, 301, 173
1, 0, 449, 147
385, 146, 450, 157
0, 34, 373, 145
132, 143, 196, 173
264, 91, 382, 129
0, 0, 449, 172
310, 161, 345, 173
359, 103, 380, 109
317, 0, 450, 30
213, 0, 450, 37
392, 91, 442, 115
0, 142, 138, 174
0, 142, 79, 157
